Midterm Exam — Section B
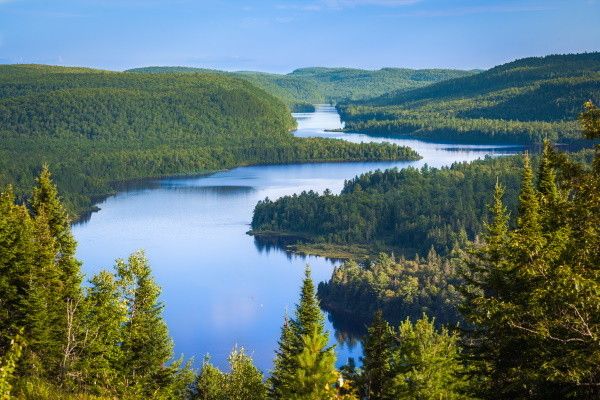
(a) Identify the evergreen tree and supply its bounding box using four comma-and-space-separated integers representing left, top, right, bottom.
579, 100, 600, 139
30, 165, 81, 298
29, 166, 84, 381
294, 267, 326, 338
195, 357, 226, 400
386, 316, 471, 400
117, 251, 174, 394
361, 310, 393, 400
0, 186, 34, 350
287, 327, 338, 400
23, 209, 65, 378
225, 348, 267, 400
269, 315, 296, 399
79, 270, 127, 393
0, 331, 24, 400
272, 266, 341, 399
462, 118, 600, 398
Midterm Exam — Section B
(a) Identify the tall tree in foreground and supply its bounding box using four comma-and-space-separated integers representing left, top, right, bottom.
117, 251, 174, 396
271, 267, 341, 399
29, 166, 84, 380
269, 315, 296, 399
386, 316, 471, 400
361, 310, 393, 400
194, 349, 266, 400
462, 103, 600, 399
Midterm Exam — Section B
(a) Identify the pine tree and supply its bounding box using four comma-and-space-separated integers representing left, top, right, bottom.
117, 251, 173, 394
273, 266, 340, 399
287, 327, 338, 400
79, 270, 127, 393
269, 315, 296, 399
30, 165, 81, 298
23, 209, 65, 378
361, 310, 393, 400
386, 316, 471, 400
29, 166, 84, 381
0, 186, 34, 350
225, 348, 267, 400
294, 266, 325, 338
195, 356, 226, 400
537, 140, 563, 231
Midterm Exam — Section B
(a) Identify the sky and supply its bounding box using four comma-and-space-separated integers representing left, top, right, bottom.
0, 0, 599, 72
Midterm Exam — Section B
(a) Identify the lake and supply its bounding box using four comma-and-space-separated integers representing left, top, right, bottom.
72, 105, 521, 371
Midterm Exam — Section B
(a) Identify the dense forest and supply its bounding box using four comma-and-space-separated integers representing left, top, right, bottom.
0, 64, 419, 217
338, 53, 600, 143
251, 155, 527, 257
318, 250, 463, 330
2, 104, 598, 398
127, 66, 476, 112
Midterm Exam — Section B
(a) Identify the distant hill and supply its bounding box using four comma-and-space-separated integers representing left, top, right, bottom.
338, 53, 600, 143
0, 64, 420, 217
126, 66, 477, 111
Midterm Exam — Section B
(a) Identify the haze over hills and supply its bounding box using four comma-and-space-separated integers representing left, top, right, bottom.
0, 64, 419, 216
126, 66, 477, 111
337, 53, 600, 143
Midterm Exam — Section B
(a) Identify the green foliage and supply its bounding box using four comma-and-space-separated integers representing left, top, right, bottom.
385, 316, 472, 400
0, 170, 194, 399
269, 316, 296, 399
580, 100, 600, 139
270, 267, 341, 399
361, 311, 394, 400
462, 142, 600, 398
194, 349, 267, 400
318, 251, 463, 331
0, 64, 418, 218
127, 66, 477, 111
116, 251, 174, 396
195, 357, 226, 400
286, 328, 338, 400
252, 156, 524, 257
338, 53, 600, 143
0, 332, 24, 400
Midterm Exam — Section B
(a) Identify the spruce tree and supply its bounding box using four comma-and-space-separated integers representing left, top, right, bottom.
269, 315, 296, 399
361, 310, 393, 400
225, 348, 267, 400
117, 251, 173, 394
294, 266, 325, 338
23, 209, 65, 378
0, 186, 34, 349
387, 316, 471, 400
195, 357, 226, 400
273, 266, 340, 399
30, 165, 81, 298
287, 327, 338, 400
79, 270, 127, 393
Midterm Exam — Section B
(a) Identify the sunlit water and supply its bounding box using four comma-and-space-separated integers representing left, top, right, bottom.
73, 105, 522, 371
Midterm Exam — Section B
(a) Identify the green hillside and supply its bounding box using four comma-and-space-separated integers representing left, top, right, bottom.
0, 64, 420, 217
338, 53, 600, 143
127, 66, 477, 111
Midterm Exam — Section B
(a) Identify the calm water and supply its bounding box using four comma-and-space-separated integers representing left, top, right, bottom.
73, 105, 521, 371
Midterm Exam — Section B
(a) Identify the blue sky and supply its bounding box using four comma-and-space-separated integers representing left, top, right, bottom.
0, 0, 599, 72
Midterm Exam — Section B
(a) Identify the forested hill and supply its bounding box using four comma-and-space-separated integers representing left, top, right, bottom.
0, 64, 420, 217
126, 66, 477, 111
339, 53, 600, 143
